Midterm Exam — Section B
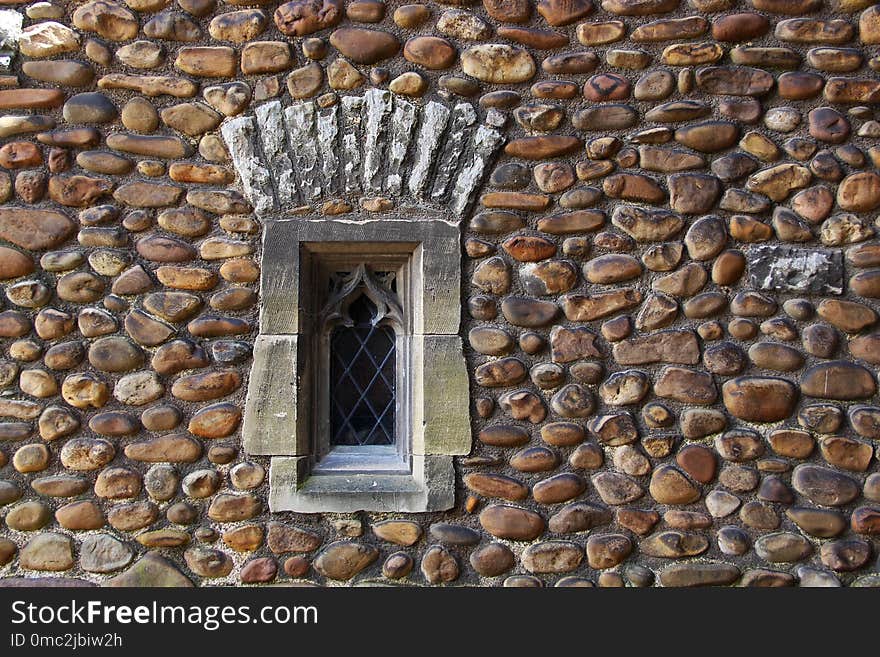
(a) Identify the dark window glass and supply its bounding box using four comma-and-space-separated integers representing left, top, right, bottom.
329, 294, 396, 446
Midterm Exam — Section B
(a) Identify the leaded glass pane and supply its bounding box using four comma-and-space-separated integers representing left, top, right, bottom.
329, 294, 396, 446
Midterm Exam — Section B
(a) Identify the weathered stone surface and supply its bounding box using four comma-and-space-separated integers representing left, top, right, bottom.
6, 501, 51, 530
275, 0, 343, 36
465, 473, 528, 501
207, 493, 261, 522
586, 534, 632, 569
592, 472, 644, 505
172, 370, 241, 401
747, 163, 812, 201
20, 533, 74, 571
748, 246, 844, 295
462, 44, 536, 83
81, 535, 132, 573
613, 330, 700, 365
650, 465, 700, 504
659, 563, 741, 587
19, 21, 79, 58
642, 531, 709, 558
479, 505, 545, 540
329, 28, 399, 65
722, 377, 798, 422
124, 434, 201, 463
372, 520, 422, 547
786, 507, 846, 538
0, 208, 75, 251
655, 366, 717, 404
820, 539, 871, 572
837, 171, 880, 212
470, 542, 515, 577
753, 533, 811, 565
266, 522, 321, 554
820, 436, 873, 472
792, 465, 860, 506
801, 361, 876, 400
314, 542, 379, 580
421, 546, 459, 584
584, 254, 642, 284
105, 552, 193, 587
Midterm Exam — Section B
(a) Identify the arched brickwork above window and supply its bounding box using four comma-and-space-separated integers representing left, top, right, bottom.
220, 88, 506, 218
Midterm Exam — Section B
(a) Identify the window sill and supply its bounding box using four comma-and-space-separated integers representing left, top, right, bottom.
312, 446, 409, 475
268, 454, 455, 513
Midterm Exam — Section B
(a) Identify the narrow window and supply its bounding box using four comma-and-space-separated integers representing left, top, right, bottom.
315, 263, 407, 470
328, 293, 396, 447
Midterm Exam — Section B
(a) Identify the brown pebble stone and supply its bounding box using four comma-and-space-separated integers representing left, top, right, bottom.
586, 533, 632, 569
281, 555, 310, 578
676, 121, 740, 152
820, 539, 871, 571
241, 557, 277, 583
208, 493, 261, 523
274, 0, 343, 36
615, 508, 659, 536
712, 13, 770, 42
722, 376, 798, 422
778, 72, 824, 100
676, 444, 717, 483
469, 542, 514, 577
584, 73, 631, 101
403, 36, 456, 70
56, 501, 104, 530
504, 136, 582, 160
175, 47, 237, 77
479, 504, 545, 540
819, 435, 873, 472
801, 361, 876, 400
172, 370, 241, 402
851, 506, 880, 535
0, 89, 65, 110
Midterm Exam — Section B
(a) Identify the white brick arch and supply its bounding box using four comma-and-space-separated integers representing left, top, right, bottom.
220, 87, 506, 218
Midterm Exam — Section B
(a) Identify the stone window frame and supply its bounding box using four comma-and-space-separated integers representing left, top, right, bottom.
243, 215, 470, 513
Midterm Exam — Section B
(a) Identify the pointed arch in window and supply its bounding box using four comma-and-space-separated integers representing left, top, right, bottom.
321, 267, 402, 449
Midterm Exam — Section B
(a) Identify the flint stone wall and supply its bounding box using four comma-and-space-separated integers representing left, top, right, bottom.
0, 0, 878, 587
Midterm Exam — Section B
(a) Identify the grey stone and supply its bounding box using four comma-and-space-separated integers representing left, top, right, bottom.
431, 102, 477, 201
80, 534, 133, 573
385, 98, 416, 195
283, 102, 320, 199
796, 566, 842, 587
317, 105, 339, 194
451, 123, 504, 216
0, 10, 22, 51
340, 96, 364, 194
269, 454, 454, 513
409, 101, 450, 197
254, 100, 296, 206
104, 552, 193, 587
362, 89, 392, 194
211, 340, 251, 364
220, 116, 276, 216
748, 245, 844, 295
